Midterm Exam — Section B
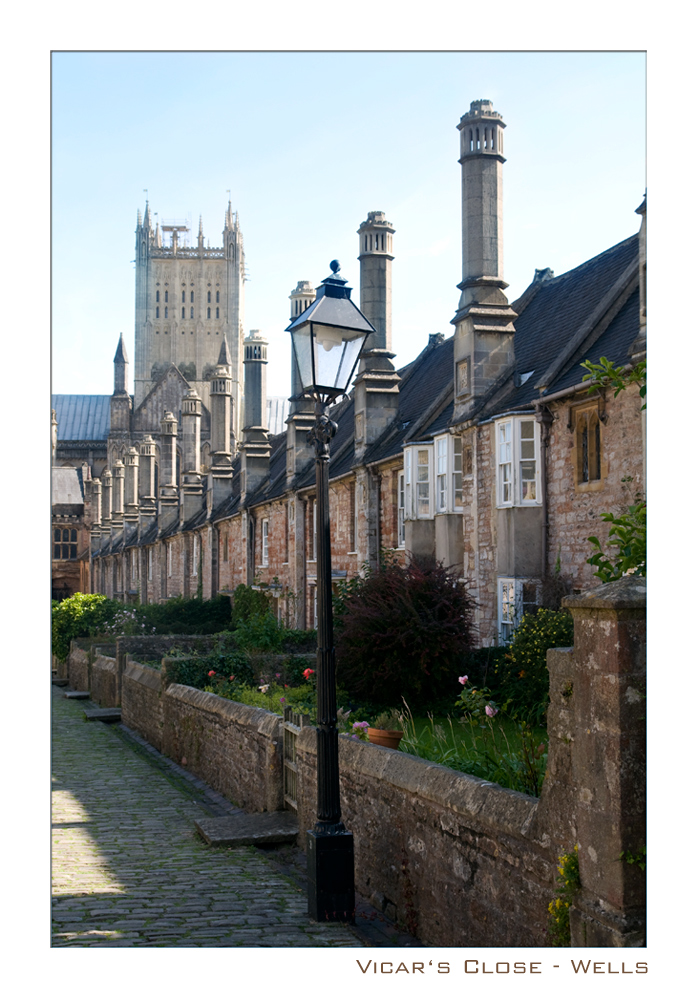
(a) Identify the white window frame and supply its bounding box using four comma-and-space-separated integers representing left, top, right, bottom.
167, 542, 173, 577
434, 435, 464, 513
261, 519, 269, 566
495, 417, 542, 508
192, 534, 199, 576
497, 577, 542, 642
131, 549, 138, 582
147, 548, 153, 581
397, 472, 405, 548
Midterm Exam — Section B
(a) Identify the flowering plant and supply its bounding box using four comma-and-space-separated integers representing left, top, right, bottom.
351, 721, 370, 741
302, 668, 315, 681
456, 682, 499, 722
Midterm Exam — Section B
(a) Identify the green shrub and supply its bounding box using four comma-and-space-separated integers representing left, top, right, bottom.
335, 558, 477, 704
493, 608, 574, 725
52, 593, 121, 661
230, 584, 273, 628
138, 595, 232, 634
548, 846, 581, 946
588, 501, 646, 582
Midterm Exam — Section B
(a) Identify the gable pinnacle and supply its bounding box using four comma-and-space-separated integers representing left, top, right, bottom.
113, 332, 129, 364
217, 335, 232, 367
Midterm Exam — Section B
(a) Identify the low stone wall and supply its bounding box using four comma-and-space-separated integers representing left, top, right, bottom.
90, 652, 118, 707
67, 647, 90, 692
121, 661, 166, 752
161, 686, 284, 813
295, 730, 552, 946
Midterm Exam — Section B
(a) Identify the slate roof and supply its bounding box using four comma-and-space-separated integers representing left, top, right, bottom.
480, 234, 639, 416
52, 395, 111, 441
52, 467, 84, 505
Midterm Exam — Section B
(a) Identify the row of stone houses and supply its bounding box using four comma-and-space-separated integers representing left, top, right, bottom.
55, 99, 646, 646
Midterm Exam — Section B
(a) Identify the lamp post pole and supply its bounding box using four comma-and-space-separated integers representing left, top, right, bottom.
306, 400, 355, 921
285, 261, 374, 922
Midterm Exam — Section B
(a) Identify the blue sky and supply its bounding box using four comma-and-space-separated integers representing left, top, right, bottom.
52, 51, 646, 399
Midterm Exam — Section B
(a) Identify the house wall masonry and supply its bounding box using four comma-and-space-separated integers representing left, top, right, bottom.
62, 576, 645, 947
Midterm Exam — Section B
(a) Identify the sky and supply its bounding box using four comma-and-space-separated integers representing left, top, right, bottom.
51, 51, 646, 400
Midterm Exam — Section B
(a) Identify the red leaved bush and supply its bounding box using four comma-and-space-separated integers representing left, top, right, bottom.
334, 558, 477, 704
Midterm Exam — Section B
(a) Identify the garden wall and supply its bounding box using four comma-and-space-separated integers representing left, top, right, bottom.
59, 577, 645, 948
296, 731, 552, 946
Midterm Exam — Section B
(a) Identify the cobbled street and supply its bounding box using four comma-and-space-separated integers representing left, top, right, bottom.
51, 686, 365, 948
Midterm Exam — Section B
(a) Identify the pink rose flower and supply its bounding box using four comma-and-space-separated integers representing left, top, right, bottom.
208, 670, 216, 677
458, 675, 469, 685
485, 704, 498, 717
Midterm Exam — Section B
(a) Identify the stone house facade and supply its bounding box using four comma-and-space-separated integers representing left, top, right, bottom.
83, 99, 646, 646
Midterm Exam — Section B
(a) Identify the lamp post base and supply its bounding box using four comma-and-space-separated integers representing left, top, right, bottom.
307, 829, 355, 922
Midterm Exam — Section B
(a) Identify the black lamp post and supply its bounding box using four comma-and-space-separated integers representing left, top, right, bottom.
286, 261, 374, 922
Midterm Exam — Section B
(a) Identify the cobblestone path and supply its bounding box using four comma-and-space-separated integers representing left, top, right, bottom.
51, 687, 363, 947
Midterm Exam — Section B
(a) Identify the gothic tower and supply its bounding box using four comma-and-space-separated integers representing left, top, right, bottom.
451, 100, 517, 422
133, 200, 246, 443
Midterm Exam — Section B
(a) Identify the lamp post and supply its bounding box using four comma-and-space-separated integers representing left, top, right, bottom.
286, 260, 375, 922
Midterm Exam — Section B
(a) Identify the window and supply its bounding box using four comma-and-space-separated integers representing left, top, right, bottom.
417, 448, 430, 517
182, 307, 186, 319
497, 577, 540, 642
216, 307, 220, 319
397, 473, 405, 547
147, 548, 153, 581
156, 306, 160, 318
436, 438, 448, 511
167, 543, 172, 577
190, 307, 194, 319
53, 527, 77, 560
496, 417, 541, 507
207, 291, 211, 303
453, 437, 463, 508
164, 306, 168, 319
349, 482, 356, 551
190, 291, 194, 303
182, 290, 185, 303
498, 578, 516, 642
131, 549, 138, 582
261, 519, 269, 566
192, 535, 198, 576
164, 290, 168, 302
574, 407, 602, 485
207, 307, 211, 319
311, 585, 318, 628
156, 290, 160, 302
216, 290, 220, 303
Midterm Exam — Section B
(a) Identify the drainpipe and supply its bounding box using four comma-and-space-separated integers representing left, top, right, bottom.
536, 404, 554, 580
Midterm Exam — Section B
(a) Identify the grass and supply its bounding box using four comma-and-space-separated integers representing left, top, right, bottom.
199, 681, 549, 798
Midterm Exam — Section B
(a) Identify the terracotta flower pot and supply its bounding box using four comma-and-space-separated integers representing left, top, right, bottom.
367, 727, 404, 750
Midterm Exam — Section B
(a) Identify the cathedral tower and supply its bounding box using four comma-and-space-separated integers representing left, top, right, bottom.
133, 200, 246, 442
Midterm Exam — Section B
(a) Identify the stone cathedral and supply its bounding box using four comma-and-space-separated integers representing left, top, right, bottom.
109, 201, 247, 470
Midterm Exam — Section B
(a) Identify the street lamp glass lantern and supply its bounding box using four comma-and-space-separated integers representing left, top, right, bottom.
286, 262, 375, 401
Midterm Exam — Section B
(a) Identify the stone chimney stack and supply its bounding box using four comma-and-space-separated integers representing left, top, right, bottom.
100, 469, 112, 541
138, 435, 157, 517
353, 211, 401, 462
357, 210, 395, 356
451, 100, 517, 423
286, 283, 316, 487
181, 388, 203, 522
111, 460, 125, 535
124, 447, 140, 524
158, 411, 179, 533
209, 338, 234, 505
240, 329, 271, 502
90, 477, 102, 554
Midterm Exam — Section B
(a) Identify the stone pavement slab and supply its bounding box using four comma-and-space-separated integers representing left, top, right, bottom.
195, 811, 299, 847
51, 686, 363, 948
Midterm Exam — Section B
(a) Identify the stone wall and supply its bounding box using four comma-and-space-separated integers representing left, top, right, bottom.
295, 730, 553, 946
121, 660, 165, 751
160, 685, 284, 813
90, 652, 117, 707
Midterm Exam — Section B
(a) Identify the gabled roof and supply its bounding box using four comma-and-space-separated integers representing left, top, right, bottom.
476, 234, 640, 417
52, 395, 111, 441
52, 466, 84, 505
